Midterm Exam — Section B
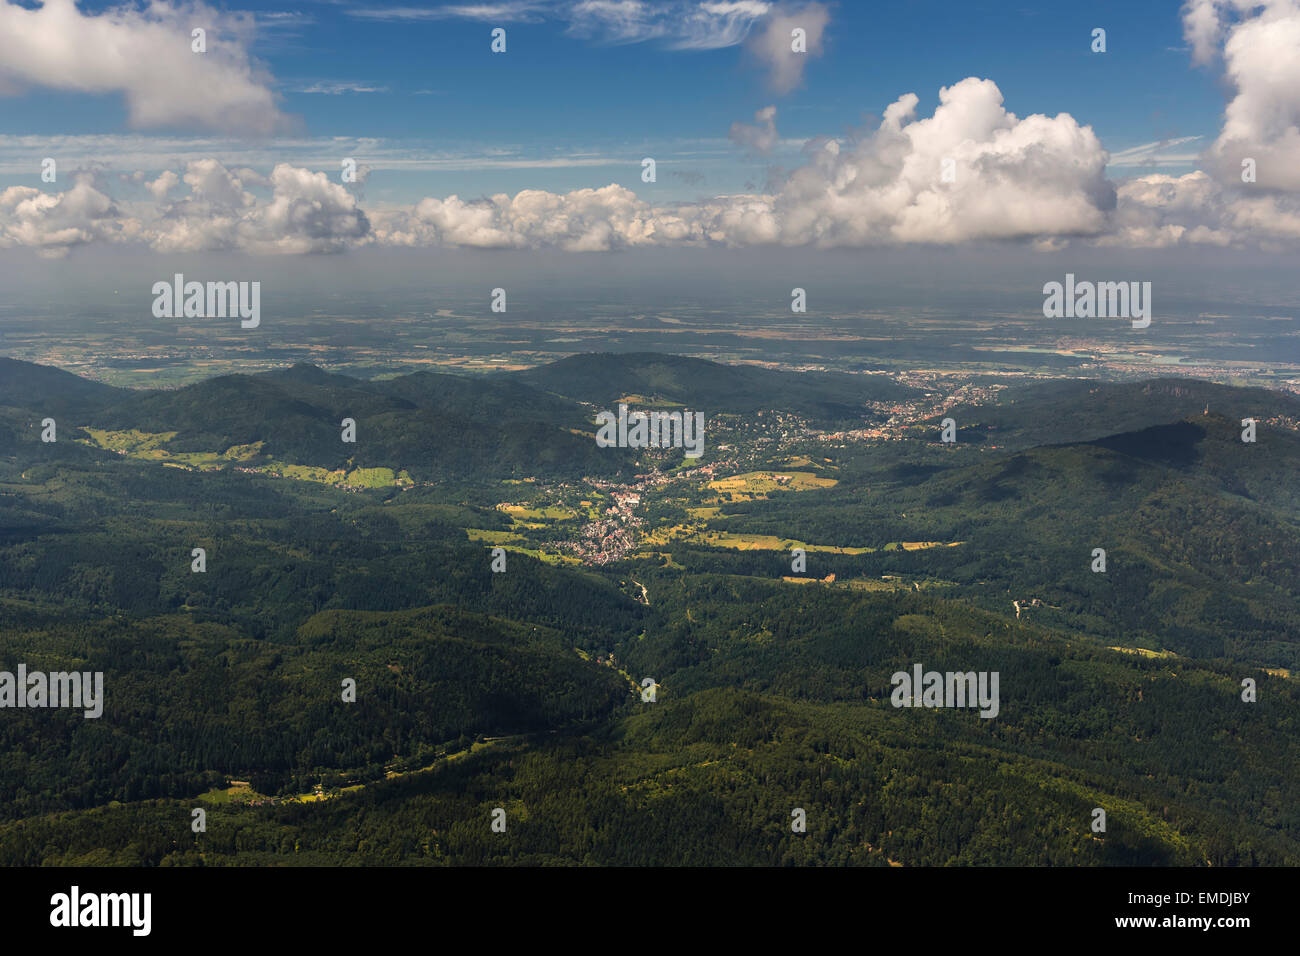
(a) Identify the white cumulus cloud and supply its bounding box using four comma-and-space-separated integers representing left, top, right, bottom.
0, 175, 134, 257
1184, 0, 1300, 190
0, 0, 287, 134
764, 78, 1115, 246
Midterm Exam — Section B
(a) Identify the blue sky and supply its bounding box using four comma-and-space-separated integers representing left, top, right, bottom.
2, 0, 1223, 200
2, 0, 1297, 259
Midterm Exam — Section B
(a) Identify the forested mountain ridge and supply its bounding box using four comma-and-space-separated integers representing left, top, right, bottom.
0, 358, 124, 416
938, 377, 1300, 450
510, 351, 918, 422
0, 359, 635, 481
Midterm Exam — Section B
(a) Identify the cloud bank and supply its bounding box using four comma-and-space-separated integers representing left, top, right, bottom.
3, 76, 1123, 256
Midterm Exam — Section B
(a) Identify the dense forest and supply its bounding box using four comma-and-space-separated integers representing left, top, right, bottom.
0, 355, 1296, 865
